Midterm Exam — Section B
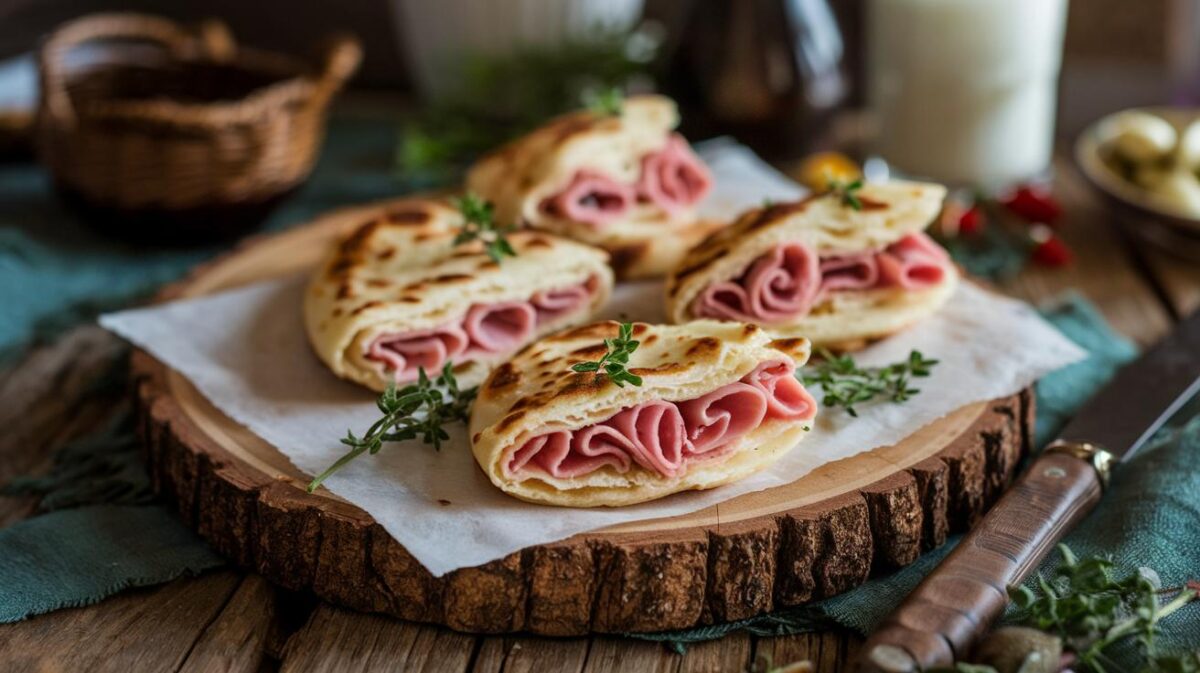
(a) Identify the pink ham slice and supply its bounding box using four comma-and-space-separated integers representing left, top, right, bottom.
366, 325, 469, 377
876, 232, 950, 289
693, 242, 822, 324
366, 276, 599, 383
818, 252, 879, 292
462, 302, 537, 354
692, 233, 949, 323
530, 275, 601, 325
541, 170, 635, 228
507, 430, 632, 479
636, 134, 713, 214
504, 359, 816, 480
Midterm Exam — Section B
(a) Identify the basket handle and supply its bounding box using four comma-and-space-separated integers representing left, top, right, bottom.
309, 33, 362, 107
38, 12, 236, 128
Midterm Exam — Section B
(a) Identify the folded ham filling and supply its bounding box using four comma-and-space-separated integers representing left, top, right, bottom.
539, 133, 712, 227
503, 359, 816, 480
365, 276, 600, 383
693, 232, 950, 324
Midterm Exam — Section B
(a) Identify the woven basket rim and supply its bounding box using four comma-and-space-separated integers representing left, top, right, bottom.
59, 45, 323, 129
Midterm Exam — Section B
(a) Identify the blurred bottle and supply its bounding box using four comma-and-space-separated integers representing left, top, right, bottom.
658, 0, 848, 159
867, 0, 1069, 189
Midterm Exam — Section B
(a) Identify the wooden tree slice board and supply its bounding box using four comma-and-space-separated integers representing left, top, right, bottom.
131, 199, 1034, 636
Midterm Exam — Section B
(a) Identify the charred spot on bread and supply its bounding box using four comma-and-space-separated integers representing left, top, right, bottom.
350, 300, 383, 316
496, 410, 528, 433
569, 344, 609, 359
685, 337, 721, 358
629, 362, 688, 376
386, 208, 433, 224
551, 322, 619, 342
608, 242, 650, 277
486, 363, 522, 394
768, 337, 809, 357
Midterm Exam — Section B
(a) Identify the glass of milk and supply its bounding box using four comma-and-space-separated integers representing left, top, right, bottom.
867, 0, 1069, 189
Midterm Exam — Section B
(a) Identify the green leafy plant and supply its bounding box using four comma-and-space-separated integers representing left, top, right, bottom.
452, 193, 516, 263
1008, 545, 1199, 673
308, 364, 477, 492
571, 321, 643, 388
827, 176, 865, 211
800, 349, 938, 417
395, 28, 659, 185
584, 86, 624, 117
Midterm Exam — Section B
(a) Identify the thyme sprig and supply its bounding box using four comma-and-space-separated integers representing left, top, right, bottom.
827, 176, 865, 210
571, 321, 643, 387
584, 86, 624, 117
452, 193, 516, 263
1009, 545, 1199, 673
307, 363, 477, 492
800, 348, 938, 417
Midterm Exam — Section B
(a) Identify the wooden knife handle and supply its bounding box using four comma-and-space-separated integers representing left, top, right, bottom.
855, 451, 1104, 672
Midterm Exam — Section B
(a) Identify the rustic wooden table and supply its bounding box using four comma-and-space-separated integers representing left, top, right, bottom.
1, 155, 1197, 673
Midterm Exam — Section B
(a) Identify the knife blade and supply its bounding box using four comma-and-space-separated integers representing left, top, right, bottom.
1056, 309, 1200, 461
854, 308, 1200, 673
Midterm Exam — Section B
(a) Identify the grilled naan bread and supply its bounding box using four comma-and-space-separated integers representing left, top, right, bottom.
305, 198, 613, 392
470, 321, 817, 507
666, 180, 958, 350
466, 94, 720, 279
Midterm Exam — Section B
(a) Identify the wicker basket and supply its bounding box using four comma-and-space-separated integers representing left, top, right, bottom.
36, 13, 361, 240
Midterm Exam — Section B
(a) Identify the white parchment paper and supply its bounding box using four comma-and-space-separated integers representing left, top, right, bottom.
101, 142, 1086, 577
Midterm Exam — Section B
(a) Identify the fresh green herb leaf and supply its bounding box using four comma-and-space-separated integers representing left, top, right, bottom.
584, 86, 624, 117
800, 348, 938, 417
452, 193, 517, 263
307, 363, 477, 492
571, 321, 643, 387
1006, 545, 1199, 673
827, 176, 865, 211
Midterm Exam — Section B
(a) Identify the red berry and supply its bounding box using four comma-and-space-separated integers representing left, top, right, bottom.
1002, 186, 1062, 224
1031, 235, 1072, 267
958, 206, 985, 235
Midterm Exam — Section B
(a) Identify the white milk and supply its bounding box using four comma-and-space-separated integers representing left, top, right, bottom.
867, 0, 1069, 188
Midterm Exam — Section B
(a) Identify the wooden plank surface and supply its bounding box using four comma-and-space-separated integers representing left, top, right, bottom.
0, 151, 1191, 673
177, 575, 278, 673
0, 571, 243, 673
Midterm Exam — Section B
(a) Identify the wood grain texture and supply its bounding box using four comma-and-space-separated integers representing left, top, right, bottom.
471, 637, 589, 673
0, 571, 242, 673
177, 575, 277, 673
755, 632, 862, 673
280, 605, 476, 673
0, 326, 126, 526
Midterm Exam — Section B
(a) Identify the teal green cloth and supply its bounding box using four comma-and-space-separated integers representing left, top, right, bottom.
0, 505, 224, 622
638, 295, 1200, 665
0, 115, 402, 363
